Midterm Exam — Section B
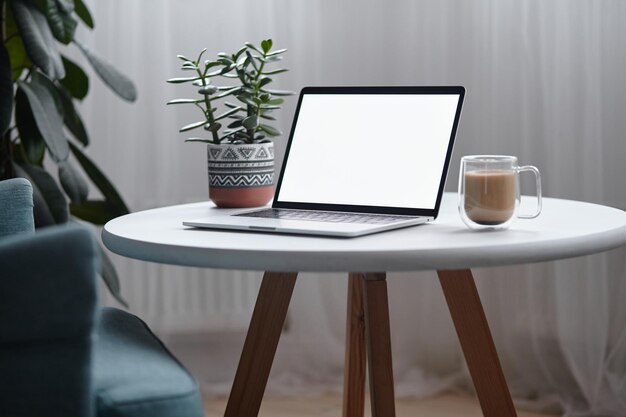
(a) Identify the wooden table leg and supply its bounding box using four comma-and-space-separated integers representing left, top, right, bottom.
363, 273, 396, 417
343, 273, 367, 417
224, 271, 298, 417
437, 269, 517, 417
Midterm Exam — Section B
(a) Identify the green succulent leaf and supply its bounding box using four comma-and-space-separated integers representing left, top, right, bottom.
177, 54, 191, 62
245, 51, 259, 72
261, 39, 273, 53
179, 120, 206, 132
233, 46, 247, 60
214, 106, 242, 122
167, 76, 201, 84
204, 122, 221, 132
267, 98, 284, 105
17, 75, 69, 162
68, 142, 130, 216
259, 113, 276, 121
265, 48, 287, 57
184, 138, 212, 143
244, 42, 264, 55
214, 86, 240, 99
57, 87, 89, 146
198, 85, 217, 95
14, 162, 69, 226
242, 115, 259, 130
10, 0, 65, 79
261, 89, 294, 96
0, 43, 13, 137
196, 48, 207, 63
259, 123, 281, 137
261, 68, 288, 75
75, 41, 137, 102
166, 98, 204, 105
15, 89, 46, 164
227, 119, 243, 129
58, 159, 88, 203
258, 77, 272, 89
60, 55, 89, 100
74, 0, 94, 28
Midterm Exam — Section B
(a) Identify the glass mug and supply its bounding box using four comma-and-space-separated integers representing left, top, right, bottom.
459, 155, 542, 230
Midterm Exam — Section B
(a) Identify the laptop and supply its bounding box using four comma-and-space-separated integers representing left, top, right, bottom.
183, 86, 465, 237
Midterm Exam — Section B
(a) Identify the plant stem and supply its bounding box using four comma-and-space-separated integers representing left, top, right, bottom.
196, 68, 219, 144
246, 52, 267, 142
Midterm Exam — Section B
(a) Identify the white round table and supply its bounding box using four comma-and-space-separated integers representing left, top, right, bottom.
103, 193, 626, 417
103, 194, 626, 272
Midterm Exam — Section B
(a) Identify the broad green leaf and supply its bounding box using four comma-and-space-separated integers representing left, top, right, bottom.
227, 119, 243, 129
166, 98, 204, 105
15, 89, 46, 164
259, 124, 281, 137
60, 55, 89, 99
44, 0, 77, 44
55, 0, 74, 13
93, 242, 127, 306
74, 0, 93, 28
10, 0, 65, 79
57, 87, 88, 145
167, 76, 201, 84
179, 120, 206, 132
0, 43, 13, 136
17, 78, 69, 162
69, 200, 120, 224
68, 141, 129, 215
58, 159, 88, 203
4, 6, 33, 80
75, 41, 137, 102
31, 70, 64, 115
261, 39, 273, 54
15, 162, 68, 226
242, 115, 259, 130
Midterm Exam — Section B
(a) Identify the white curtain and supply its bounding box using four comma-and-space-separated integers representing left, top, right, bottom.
75, 1, 626, 415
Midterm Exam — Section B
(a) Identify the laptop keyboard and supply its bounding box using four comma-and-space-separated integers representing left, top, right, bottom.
235, 209, 412, 225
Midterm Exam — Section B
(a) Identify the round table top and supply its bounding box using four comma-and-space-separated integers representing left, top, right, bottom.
102, 193, 626, 272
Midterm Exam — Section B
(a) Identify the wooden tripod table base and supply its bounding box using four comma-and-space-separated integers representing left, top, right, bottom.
224, 270, 517, 417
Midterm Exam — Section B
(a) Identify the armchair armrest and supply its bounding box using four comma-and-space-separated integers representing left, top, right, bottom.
0, 224, 99, 417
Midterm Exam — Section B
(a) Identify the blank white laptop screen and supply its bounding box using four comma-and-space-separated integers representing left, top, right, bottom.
276, 94, 461, 209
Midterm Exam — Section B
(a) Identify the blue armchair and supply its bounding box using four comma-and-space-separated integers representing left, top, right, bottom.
0, 178, 203, 417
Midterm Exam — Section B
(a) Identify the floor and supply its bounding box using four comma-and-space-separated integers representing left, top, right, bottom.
203, 393, 558, 417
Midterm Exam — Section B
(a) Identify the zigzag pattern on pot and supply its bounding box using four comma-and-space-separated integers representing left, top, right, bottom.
210, 173, 273, 187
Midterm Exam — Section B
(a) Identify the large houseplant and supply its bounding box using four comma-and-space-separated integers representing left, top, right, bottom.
167, 39, 292, 207
0, 0, 137, 305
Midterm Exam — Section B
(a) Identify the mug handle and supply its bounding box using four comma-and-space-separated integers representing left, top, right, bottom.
517, 165, 542, 219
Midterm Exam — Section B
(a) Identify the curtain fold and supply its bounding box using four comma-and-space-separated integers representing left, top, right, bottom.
81, 1, 626, 415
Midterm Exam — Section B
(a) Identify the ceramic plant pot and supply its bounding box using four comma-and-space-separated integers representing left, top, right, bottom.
207, 142, 274, 208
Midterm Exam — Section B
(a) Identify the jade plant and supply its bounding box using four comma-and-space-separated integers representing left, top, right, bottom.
0, 0, 137, 306
167, 39, 292, 144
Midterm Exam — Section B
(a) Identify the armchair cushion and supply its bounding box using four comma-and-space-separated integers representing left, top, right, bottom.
0, 177, 35, 237
0, 224, 98, 417
93, 308, 203, 417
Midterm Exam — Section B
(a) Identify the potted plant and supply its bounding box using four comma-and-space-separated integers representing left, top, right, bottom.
1, 0, 136, 305
167, 39, 292, 208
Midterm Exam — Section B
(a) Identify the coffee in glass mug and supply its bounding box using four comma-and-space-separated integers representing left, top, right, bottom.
459, 155, 542, 230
